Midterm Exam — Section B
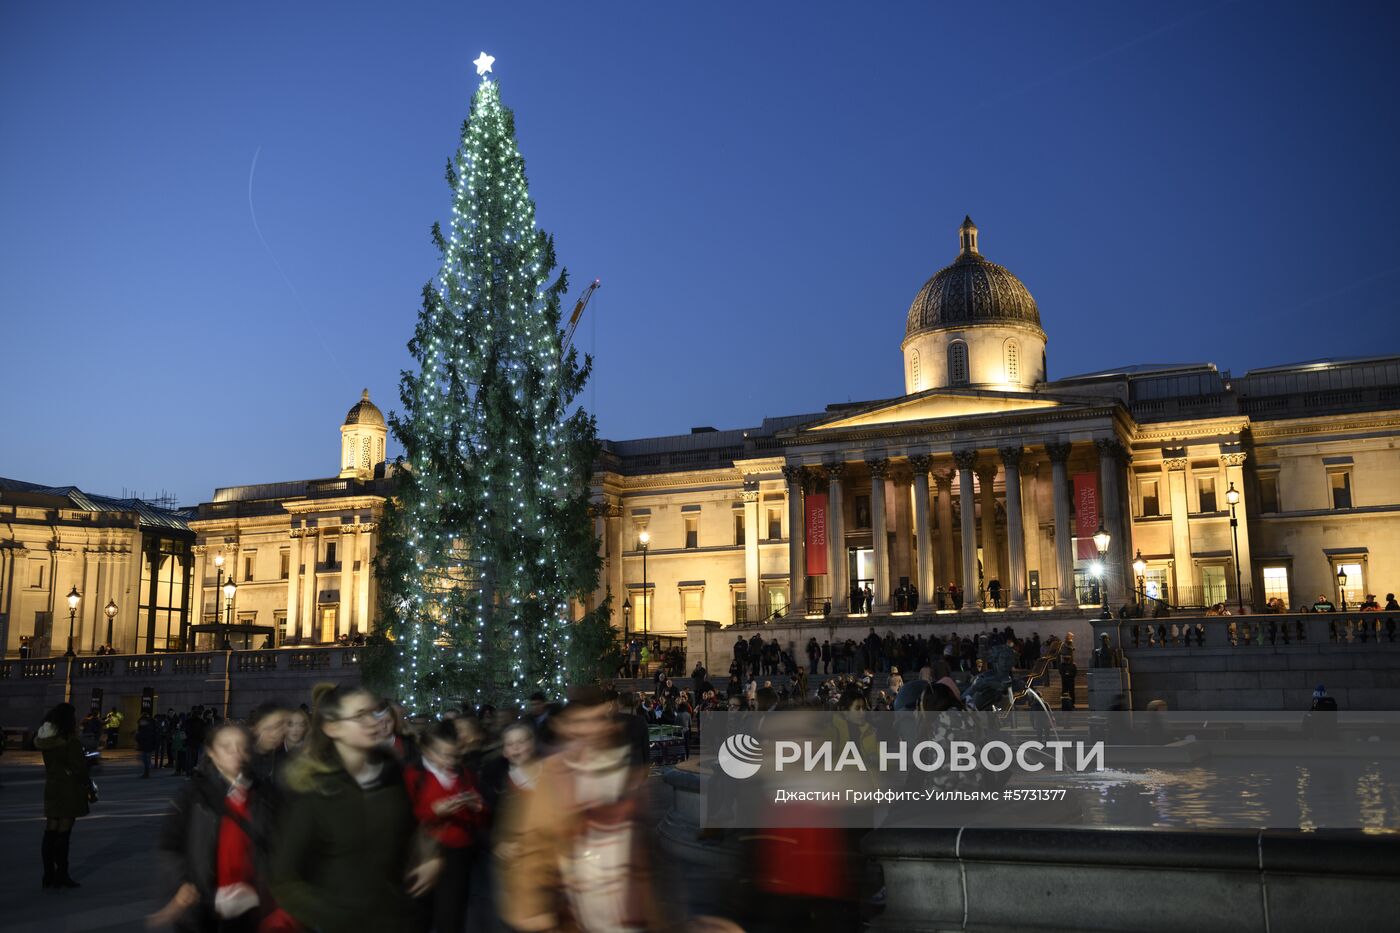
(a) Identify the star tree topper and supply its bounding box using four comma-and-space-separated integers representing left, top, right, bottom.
473, 51, 495, 77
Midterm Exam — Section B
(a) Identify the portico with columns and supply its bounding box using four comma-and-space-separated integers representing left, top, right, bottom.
588, 218, 1400, 643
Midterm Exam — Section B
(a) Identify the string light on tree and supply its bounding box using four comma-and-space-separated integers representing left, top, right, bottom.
370, 51, 615, 711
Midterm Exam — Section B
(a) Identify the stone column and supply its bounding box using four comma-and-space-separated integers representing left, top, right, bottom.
1047, 442, 1078, 608
605, 505, 624, 626
1221, 451, 1252, 607
283, 535, 299, 646
825, 462, 848, 618
954, 450, 982, 611
336, 532, 352, 640
892, 472, 914, 591
782, 466, 804, 615
302, 531, 319, 642
976, 463, 1000, 601
1023, 459, 1043, 586
743, 482, 761, 620
1164, 454, 1191, 603
590, 504, 607, 614
934, 469, 955, 605
1000, 445, 1029, 610
1097, 439, 1128, 604
910, 455, 935, 606
356, 525, 374, 635
868, 458, 890, 612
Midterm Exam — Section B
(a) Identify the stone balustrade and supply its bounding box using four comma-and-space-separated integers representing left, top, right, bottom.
0, 647, 365, 744
1097, 610, 1400, 711
1115, 611, 1398, 650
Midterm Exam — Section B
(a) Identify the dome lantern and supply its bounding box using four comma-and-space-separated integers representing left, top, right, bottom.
901, 218, 1048, 393
958, 215, 979, 257
339, 389, 388, 479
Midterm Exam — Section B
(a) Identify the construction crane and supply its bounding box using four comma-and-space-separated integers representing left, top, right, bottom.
560, 278, 600, 357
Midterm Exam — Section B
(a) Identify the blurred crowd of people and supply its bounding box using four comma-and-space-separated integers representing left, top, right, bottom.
37, 681, 712, 933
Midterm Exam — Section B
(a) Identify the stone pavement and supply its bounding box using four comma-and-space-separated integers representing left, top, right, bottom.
0, 749, 169, 932
0, 746, 718, 932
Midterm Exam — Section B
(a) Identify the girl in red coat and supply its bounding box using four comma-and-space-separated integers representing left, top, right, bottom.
405, 721, 485, 933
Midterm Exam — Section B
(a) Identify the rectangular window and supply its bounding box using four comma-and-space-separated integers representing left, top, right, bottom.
733, 588, 747, 624
319, 607, 338, 644
630, 591, 652, 633
853, 494, 871, 529
734, 512, 745, 547
274, 611, 288, 643
29, 560, 44, 588
766, 506, 782, 540
1140, 478, 1160, 517
280, 550, 291, 579
1335, 562, 1364, 607
1259, 474, 1279, 513
682, 589, 703, 622
1262, 566, 1289, 609
243, 553, 255, 582
1329, 470, 1352, 510
137, 537, 189, 654
1201, 565, 1228, 606
326, 542, 338, 567
1197, 476, 1217, 513
766, 585, 788, 618
684, 516, 699, 549
1143, 567, 1170, 603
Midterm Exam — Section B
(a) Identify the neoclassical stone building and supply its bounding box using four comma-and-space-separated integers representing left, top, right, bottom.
589, 218, 1400, 637
185, 391, 393, 648
0, 480, 194, 656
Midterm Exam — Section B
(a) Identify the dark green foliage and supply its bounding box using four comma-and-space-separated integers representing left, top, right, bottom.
371, 78, 612, 711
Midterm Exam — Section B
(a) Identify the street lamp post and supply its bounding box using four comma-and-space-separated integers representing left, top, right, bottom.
622, 597, 632, 637
1337, 567, 1348, 611
221, 577, 236, 650
210, 552, 225, 652
63, 585, 81, 657
104, 599, 118, 649
1225, 482, 1245, 614
1092, 523, 1112, 620
1133, 550, 1147, 614
638, 530, 650, 641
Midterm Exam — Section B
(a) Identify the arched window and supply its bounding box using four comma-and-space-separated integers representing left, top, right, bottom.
911, 350, 922, 390
1004, 339, 1020, 384
948, 341, 969, 386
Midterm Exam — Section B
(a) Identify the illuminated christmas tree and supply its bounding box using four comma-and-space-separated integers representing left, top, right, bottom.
373, 53, 613, 711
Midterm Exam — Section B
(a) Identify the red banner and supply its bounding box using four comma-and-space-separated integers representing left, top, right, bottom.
805, 493, 828, 576
1073, 473, 1100, 561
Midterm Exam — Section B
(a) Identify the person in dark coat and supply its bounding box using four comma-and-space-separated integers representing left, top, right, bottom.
247, 701, 288, 789
270, 685, 440, 933
136, 713, 160, 778
820, 639, 832, 674
35, 702, 90, 888
149, 723, 279, 932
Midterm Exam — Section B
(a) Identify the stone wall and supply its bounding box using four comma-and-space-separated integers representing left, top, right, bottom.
862, 826, 1400, 933
0, 647, 364, 744
1115, 612, 1400, 710
687, 610, 1097, 677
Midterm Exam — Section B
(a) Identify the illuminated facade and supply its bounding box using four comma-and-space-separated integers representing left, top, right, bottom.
588, 219, 1400, 637
185, 391, 392, 648
0, 480, 193, 656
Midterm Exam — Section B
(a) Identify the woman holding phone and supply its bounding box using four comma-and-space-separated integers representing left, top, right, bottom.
405, 720, 486, 932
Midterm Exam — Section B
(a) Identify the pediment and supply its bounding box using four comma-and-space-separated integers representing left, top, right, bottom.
805, 388, 1076, 432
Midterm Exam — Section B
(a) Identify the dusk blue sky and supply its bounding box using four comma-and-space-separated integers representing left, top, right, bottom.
3, 1, 1398, 505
